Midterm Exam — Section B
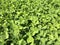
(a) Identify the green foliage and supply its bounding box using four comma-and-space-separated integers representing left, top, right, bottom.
0, 0, 60, 45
